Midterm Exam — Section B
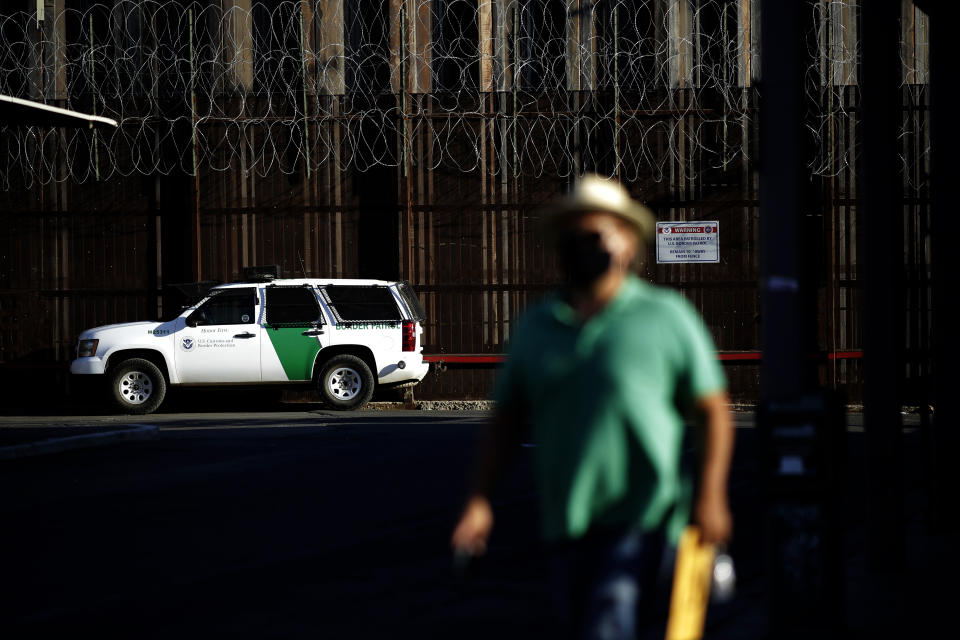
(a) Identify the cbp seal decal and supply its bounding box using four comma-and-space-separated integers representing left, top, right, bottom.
181, 337, 195, 351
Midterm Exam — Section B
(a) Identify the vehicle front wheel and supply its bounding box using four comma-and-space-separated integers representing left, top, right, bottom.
109, 358, 167, 415
318, 354, 374, 410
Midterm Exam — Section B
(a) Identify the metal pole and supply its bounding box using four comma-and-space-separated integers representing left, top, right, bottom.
89, 13, 100, 182
188, 7, 201, 280
859, 0, 905, 575
759, 1, 803, 400
613, 4, 620, 180
922, 0, 960, 541
300, 1, 311, 180
758, 1, 844, 635
402, 1, 414, 280
512, 1, 517, 179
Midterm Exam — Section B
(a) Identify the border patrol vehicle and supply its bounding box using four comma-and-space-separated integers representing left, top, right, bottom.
70, 276, 429, 414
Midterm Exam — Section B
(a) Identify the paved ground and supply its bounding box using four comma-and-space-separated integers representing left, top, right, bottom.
0, 411, 548, 638
0, 409, 945, 639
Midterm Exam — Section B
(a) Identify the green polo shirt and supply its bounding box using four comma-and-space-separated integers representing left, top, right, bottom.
495, 275, 725, 544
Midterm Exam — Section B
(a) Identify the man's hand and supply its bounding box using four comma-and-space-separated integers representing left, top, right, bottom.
451, 495, 494, 556
694, 490, 733, 544
451, 402, 525, 557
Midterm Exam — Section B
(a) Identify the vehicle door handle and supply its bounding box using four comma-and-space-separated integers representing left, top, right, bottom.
301, 329, 325, 336
234, 332, 256, 339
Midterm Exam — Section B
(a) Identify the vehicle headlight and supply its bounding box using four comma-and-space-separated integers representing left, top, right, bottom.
77, 339, 99, 358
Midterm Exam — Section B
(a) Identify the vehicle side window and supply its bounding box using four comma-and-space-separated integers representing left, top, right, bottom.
397, 282, 426, 322
191, 288, 256, 326
320, 285, 402, 322
264, 286, 322, 326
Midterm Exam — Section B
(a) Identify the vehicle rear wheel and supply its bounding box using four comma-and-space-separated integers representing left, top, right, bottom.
109, 358, 166, 415
318, 354, 374, 410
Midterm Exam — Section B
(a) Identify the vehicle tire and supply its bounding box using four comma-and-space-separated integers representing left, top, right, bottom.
318, 354, 375, 410
109, 358, 167, 415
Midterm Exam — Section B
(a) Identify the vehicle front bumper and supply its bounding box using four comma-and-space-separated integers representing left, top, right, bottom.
70, 357, 107, 375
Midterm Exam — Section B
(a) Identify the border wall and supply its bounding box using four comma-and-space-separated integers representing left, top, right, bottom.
0, 1, 933, 405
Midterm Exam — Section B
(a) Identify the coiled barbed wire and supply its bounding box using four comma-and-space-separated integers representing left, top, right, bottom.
0, 1, 928, 191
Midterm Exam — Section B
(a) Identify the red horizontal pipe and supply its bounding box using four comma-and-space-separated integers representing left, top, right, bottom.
718, 352, 762, 361
827, 350, 864, 360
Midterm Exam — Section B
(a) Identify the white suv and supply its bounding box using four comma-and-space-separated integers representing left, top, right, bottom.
70, 278, 429, 414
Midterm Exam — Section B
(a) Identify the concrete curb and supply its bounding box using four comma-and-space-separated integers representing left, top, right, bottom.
363, 400, 759, 412
355, 400, 497, 411
0, 424, 159, 461
369, 400, 753, 412
415, 400, 497, 411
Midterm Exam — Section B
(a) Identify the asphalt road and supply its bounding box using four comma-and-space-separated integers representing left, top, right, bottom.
0, 410, 934, 639
0, 411, 554, 638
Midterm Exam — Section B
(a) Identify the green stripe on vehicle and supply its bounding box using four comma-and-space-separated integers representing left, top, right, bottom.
265, 327, 321, 381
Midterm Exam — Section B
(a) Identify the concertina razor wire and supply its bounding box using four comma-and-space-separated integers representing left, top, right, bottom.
0, 1, 928, 190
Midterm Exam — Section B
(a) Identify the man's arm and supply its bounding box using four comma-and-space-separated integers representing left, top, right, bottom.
693, 391, 735, 544
450, 399, 526, 555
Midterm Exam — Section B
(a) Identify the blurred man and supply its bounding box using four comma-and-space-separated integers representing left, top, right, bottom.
451, 175, 734, 639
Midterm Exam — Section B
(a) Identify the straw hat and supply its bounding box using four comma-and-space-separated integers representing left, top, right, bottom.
543, 174, 655, 242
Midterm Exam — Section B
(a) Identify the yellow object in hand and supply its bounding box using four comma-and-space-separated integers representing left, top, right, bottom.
665, 526, 716, 640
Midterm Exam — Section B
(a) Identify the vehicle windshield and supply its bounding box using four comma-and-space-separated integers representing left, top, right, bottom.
159, 281, 222, 321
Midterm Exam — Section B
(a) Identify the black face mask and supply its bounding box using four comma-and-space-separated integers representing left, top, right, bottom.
558, 231, 612, 287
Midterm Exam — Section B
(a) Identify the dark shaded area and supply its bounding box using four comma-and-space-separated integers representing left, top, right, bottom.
356, 172, 400, 280
859, 0, 906, 589
0, 413, 943, 638
344, 0, 400, 281
433, 0, 479, 92
758, 0, 808, 401
757, 3, 845, 635
354, 96, 400, 280
920, 0, 960, 547
0, 416, 545, 637
0, 424, 131, 447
